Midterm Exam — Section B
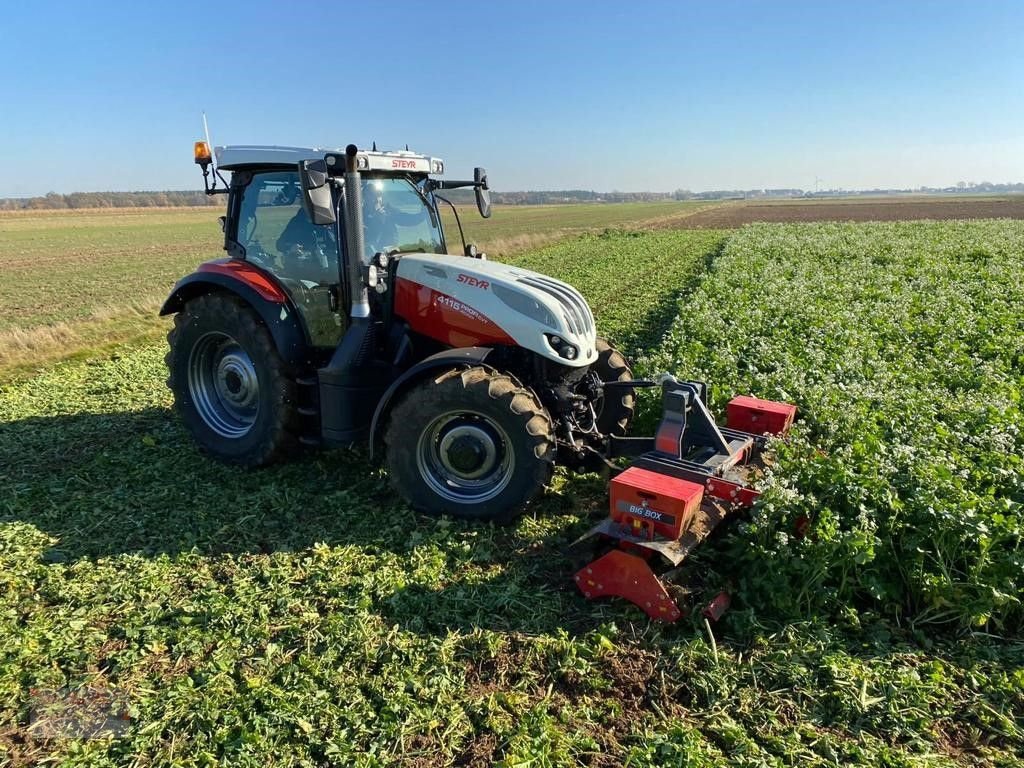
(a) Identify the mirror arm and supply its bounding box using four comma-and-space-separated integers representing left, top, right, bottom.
434, 194, 466, 254
200, 164, 230, 196
428, 179, 483, 191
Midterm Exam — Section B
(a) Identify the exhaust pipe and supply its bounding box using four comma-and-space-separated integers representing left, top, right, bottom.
343, 144, 369, 319
319, 144, 379, 445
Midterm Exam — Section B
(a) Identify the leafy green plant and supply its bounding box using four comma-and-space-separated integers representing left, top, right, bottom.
642, 220, 1023, 631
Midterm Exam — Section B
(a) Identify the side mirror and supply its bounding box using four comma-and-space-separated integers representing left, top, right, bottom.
298, 159, 336, 226
474, 167, 491, 219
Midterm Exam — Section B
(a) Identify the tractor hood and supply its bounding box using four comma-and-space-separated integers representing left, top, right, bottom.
394, 254, 598, 367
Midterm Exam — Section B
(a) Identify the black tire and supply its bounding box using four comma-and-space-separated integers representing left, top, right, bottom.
166, 292, 301, 467
383, 367, 555, 524
593, 338, 635, 436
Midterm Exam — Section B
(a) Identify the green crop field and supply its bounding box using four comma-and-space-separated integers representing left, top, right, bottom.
1, 215, 1022, 765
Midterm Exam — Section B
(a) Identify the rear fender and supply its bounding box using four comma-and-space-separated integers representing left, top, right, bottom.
160, 261, 310, 369
368, 346, 495, 461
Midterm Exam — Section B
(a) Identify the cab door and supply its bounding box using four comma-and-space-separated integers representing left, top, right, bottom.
235, 170, 346, 348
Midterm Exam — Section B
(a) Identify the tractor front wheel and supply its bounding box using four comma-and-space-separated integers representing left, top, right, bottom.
166, 293, 300, 466
383, 367, 554, 524
592, 338, 635, 436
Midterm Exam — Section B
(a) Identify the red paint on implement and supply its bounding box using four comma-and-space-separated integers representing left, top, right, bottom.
704, 476, 761, 508
610, 466, 704, 540
394, 277, 515, 348
574, 549, 682, 622
726, 396, 797, 436
197, 259, 288, 303
703, 591, 731, 621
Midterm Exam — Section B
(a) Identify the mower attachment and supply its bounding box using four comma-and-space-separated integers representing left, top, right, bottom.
573, 377, 796, 622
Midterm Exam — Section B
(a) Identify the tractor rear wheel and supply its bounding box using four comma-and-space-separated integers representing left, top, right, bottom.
166, 293, 301, 466
383, 367, 554, 524
592, 338, 635, 436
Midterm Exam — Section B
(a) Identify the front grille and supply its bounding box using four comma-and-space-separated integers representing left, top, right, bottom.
517, 275, 594, 336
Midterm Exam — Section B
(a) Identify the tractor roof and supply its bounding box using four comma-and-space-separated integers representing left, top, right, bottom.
214, 145, 444, 175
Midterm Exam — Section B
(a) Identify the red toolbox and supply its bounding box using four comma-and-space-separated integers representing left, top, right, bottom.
609, 466, 705, 540
726, 396, 797, 436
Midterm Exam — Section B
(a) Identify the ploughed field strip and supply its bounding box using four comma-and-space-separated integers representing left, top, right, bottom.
678, 195, 1024, 228
1, 223, 1022, 766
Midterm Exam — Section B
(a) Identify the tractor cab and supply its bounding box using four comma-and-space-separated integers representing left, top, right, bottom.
197, 144, 488, 352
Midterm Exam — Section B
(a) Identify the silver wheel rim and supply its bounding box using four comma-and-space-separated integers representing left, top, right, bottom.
416, 411, 515, 503
187, 332, 260, 438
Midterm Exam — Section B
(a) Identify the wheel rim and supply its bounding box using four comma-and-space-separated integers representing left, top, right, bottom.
416, 411, 515, 503
187, 332, 260, 438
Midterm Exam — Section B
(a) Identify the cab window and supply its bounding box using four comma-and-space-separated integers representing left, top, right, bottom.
362, 177, 445, 258
238, 171, 344, 347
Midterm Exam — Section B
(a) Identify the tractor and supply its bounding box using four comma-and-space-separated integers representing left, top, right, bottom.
163, 141, 796, 621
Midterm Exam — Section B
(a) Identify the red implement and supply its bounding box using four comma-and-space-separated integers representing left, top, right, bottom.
574, 549, 683, 622
726, 395, 797, 436
703, 476, 762, 508
572, 378, 798, 622
610, 466, 705, 541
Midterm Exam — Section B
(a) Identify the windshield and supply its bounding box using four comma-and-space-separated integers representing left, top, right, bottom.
361, 177, 444, 259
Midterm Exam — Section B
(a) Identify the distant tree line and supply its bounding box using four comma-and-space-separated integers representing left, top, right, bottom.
0, 188, 682, 210
438, 189, 677, 205
3, 181, 1023, 211
0, 190, 219, 210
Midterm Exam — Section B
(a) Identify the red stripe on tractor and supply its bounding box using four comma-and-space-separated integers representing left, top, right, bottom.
394, 277, 516, 348
197, 259, 288, 303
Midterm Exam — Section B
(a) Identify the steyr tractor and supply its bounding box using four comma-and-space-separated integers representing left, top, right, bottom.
164, 141, 796, 621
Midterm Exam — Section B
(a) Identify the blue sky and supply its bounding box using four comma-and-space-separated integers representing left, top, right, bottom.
1, 1, 1021, 196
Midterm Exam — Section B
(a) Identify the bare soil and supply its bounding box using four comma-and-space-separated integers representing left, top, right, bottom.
673, 196, 1024, 228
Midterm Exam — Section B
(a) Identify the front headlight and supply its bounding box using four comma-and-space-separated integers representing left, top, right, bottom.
492, 284, 557, 329
545, 333, 578, 360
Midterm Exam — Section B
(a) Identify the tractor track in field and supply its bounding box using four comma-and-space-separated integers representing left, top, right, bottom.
588, 236, 727, 352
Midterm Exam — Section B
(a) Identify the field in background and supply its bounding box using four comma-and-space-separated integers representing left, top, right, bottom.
0, 201, 712, 379
4, 195, 1023, 379
1, 215, 1022, 765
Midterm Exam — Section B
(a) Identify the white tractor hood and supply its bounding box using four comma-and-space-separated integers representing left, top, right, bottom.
395, 254, 598, 367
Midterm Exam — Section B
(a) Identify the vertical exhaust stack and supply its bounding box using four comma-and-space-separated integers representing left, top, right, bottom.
319, 144, 381, 445
343, 144, 369, 319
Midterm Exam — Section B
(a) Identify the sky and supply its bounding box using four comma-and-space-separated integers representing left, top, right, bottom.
1, 1, 1022, 196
